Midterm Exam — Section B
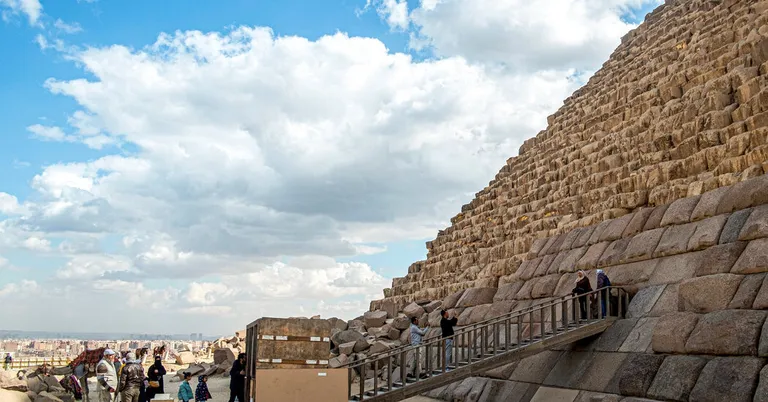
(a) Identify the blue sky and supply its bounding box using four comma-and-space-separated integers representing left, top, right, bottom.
0, 0, 659, 334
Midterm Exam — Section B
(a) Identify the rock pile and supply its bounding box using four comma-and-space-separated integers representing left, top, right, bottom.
0, 370, 72, 402
175, 330, 247, 378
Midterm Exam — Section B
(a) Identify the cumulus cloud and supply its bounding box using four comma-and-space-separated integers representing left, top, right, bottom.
0, 0, 662, 334
0, 0, 42, 25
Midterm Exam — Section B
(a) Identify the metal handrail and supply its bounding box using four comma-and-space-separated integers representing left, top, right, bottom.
346, 286, 629, 401
347, 286, 625, 368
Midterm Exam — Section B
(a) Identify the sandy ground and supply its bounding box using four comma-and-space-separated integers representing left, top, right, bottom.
79, 367, 440, 401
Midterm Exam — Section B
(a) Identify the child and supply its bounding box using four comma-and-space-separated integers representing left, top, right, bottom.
195, 374, 212, 402
178, 372, 193, 402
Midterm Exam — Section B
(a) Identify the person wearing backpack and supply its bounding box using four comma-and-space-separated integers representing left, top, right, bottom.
596, 269, 611, 317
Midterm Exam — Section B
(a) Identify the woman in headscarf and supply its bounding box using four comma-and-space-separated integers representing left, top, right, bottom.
145, 355, 167, 400
571, 270, 593, 319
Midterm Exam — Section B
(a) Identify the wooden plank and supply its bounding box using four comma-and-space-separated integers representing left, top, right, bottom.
252, 317, 332, 369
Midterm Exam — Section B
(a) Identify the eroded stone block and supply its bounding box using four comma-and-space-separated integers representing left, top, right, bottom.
646, 355, 709, 402
678, 274, 742, 313
738, 204, 768, 241
652, 312, 699, 354
732, 238, 768, 274
689, 356, 765, 402
661, 196, 701, 227
685, 310, 767, 356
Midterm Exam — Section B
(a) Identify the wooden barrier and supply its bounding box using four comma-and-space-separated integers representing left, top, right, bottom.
4, 357, 70, 369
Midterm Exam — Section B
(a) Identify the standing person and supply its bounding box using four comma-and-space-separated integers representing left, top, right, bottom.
3, 353, 11, 370
145, 355, 167, 400
177, 372, 194, 402
408, 317, 429, 378
118, 352, 144, 402
195, 375, 212, 402
571, 270, 593, 319
95, 349, 118, 402
229, 353, 246, 402
596, 269, 612, 317
440, 310, 458, 369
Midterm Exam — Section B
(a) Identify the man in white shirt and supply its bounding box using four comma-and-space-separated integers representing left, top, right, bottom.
96, 349, 118, 402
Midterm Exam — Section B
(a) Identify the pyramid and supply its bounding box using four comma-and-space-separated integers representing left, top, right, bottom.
361, 0, 768, 400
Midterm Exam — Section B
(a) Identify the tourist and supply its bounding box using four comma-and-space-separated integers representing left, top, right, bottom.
440, 310, 458, 368
408, 317, 429, 378
195, 374, 213, 402
571, 270, 593, 319
118, 352, 145, 402
95, 349, 118, 402
145, 355, 167, 400
229, 353, 247, 402
177, 372, 194, 402
596, 269, 612, 317
3, 353, 11, 370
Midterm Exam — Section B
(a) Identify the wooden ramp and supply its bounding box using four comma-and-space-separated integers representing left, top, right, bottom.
345, 287, 630, 402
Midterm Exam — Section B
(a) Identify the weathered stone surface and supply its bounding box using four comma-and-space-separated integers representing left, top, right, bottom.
557, 247, 588, 273
442, 289, 466, 310
456, 287, 497, 308
531, 274, 561, 298
593, 319, 638, 352
618, 317, 657, 353
660, 196, 701, 227
392, 316, 410, 330
364, 311, 388, 329
754, 365, 768, 402
599, 213, 635, 242
643, 205, 669, 231
577, 242, 610, 270
623, 208, 654, 238
732, 238, 768, 275
493, 282, 523, 302
175, 351, 195, 365
487, 300, 516, 320
597, 238, 630, 267
468, 303, 491, 325
484, 362, 518, 380
717, 174, 768, 215
603, 260, 657, 286
689, 357, 765, 402
720, 208, 753, 244
646, 355, 709, 402
729, 273, 766, 309
339, 341, 356, 355
509, 350, 563, 383
329, 354, 348, 368
648, 252, 700, 286
653, 222, 697, 257
623, 228, 665, 262
477, 380, 537, 402
648, 284, 677, 317
691, 187, 730, 221
652, 312, 699, 354
450, 377, 488, 402
529, 387, 580, 402
626, 286, 663, 319
543, 351, 594, 388
376, 324, 399, 340
693, 242, 745, 276
614, 354, 664, 397
686, 310, 767, 356
0, 389, 29, 402
423, 300, 442, 313
577, 352, 628, 393
688, 214, 728, 251
0, 371, 27, 392
678, 274, 742, 313
738, 204, 768, 241
403, 302, 425, 318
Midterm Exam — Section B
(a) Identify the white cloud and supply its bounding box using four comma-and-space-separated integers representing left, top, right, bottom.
27, 124, 69, 141
367, 0, 410, 30
0, 0, 42, 25
54, 18, 82, 34
23, 236, 50, 251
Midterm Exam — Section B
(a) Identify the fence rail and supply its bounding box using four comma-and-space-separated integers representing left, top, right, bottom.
3, 357, 70, 370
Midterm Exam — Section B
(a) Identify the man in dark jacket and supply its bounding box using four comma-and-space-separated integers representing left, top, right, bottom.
118, 352, 145, 402
229, 353, 247, 402
440, 310, 458, 368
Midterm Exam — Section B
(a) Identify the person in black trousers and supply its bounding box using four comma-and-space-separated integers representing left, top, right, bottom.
571, 270, 593, 319
229, 353, 247, 402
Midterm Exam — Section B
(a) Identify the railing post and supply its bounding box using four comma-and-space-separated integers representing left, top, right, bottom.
425, 342, 432, 377
415, 346, 421, 381
505, 318, 511, 350
373, 359, 379, 396
348, 366, 352, 398
481, 325, 487, 357
516, 315, 523, 348
586, 292, 592, 321
597, 288, 603, 319
528, 311, 534, 342
387, 355, 393, 391
360, 363, 366, 400
493, 321, 499, 353
442, 339, 447, 373
551, 304, 557, 336
540, 308, 545, 339
562, 298, 568, 329
618, 288, 624, 318
400, 350, 407, 386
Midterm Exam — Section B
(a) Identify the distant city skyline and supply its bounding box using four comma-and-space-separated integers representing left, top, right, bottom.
0, 329, 224, 341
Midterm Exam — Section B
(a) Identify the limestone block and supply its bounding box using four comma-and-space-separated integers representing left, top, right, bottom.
339, 341, 355, 355
588, 220, 613, 246
739, 204, 768, 241
573, 226, 597, 248
557, 247, 588, 273
487, 300, 516, 320
577, 352, 629, 393
559, 228, 586, 253
643, 204, 670, 231
603, 260, 658, 286
517, 258, 542, 281
613, 354, 665, 397
720, 208, 753, 244
477, 380, 537, 402
717, 174, 768, 214
332, 330, 363, 347
508, 350, 563, 383
648, 284, 678, 317
729, 273, 766, 309
627, 285, 665, 318
618, 317, 658, 353
484, 362, 518, 380
660, 195, 701, 226
754, 365, 768, 402
687, 214, 729, 251
696, 241, 746, 276
442, 289, 466, 309
403, 302, 425, 319
516, 280, 534, 300
547, 252, 570, 275
531, 275, 561, 298
599, 213, 635, 242
529, 387, 580, 402
529, 238, 550, 259
533, 254, 556, 277
427, 309, 442, 327
541, 351, 593, 389
653, 222, 697, 257
691, 186, 730, 221
685, 310, 767, 355
649, 252, 701, 286
623, 228, 665, 262
646, 355, 709, 402
468, 304, 491, 325
753, 275, 768, 309
364, 311, 388, 329
593, 319, 638, 352
652, 312, 699, 354
553, 273, 578, 297
597, 238, 630, 267
689, 357, 765, 402
678, 274, 743, 313
494, 282, 523, 302
450, 377, 489, 402
622, 207, 655, 237
423, 300, 442, 313
577, 242, 610, 270
732, 238, 768, 274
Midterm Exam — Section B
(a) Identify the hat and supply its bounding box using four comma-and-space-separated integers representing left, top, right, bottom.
126, 352, 136, 361
103, 349, 116, 356
597, 269, 604, 274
